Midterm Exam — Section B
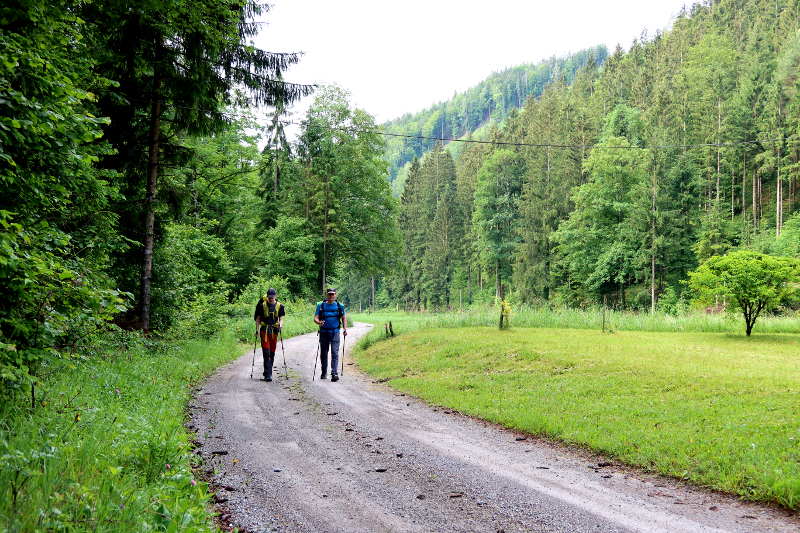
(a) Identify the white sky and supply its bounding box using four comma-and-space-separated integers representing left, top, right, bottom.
254, 0, 692, 127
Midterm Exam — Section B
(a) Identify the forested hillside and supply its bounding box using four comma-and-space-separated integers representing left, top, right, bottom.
379, 0, 800, 313
382, 46, 607, 189
1, 1, 395, 390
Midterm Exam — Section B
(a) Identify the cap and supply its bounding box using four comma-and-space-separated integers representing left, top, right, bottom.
326, 287, 336, 294
266, 288, 277, 296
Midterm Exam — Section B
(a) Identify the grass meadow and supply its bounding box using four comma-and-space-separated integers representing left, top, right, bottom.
352, 310, 800, 509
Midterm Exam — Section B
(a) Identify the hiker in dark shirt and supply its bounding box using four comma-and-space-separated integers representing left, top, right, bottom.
313, 287, 347, 382
254, 288, 285, 382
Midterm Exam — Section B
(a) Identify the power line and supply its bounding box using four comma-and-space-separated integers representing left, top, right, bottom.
104, 98, 791, 152
280, 120, 788, 151
337, 127, 782, 151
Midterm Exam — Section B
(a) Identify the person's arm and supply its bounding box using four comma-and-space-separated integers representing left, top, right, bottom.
341, 305, 347, 335
254, 301, 262, 333
314, 304, 323, 326
278, 304, 285, 330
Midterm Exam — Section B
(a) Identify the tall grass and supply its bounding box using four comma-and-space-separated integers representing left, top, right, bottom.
352, 306, 800, 351
0, 295, 322, 532
0, 328, 242, 532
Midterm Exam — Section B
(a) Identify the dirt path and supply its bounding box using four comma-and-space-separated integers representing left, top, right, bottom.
188, 323, 799, 533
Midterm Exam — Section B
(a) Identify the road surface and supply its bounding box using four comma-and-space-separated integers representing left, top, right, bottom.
188, 323, 799, 533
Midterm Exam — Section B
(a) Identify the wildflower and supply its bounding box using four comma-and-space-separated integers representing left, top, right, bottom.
165, 463, 171, 470
191, 479, 197, 486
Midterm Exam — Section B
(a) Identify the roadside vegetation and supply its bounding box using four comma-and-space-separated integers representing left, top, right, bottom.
0, 295, 316, 532
0, 330, 239, 531
354, 323, 800, 509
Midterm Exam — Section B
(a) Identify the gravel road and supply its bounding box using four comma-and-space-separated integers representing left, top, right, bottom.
188, 323, 799, 533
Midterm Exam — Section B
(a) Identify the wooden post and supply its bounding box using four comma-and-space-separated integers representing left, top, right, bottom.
602, 295, 607, 333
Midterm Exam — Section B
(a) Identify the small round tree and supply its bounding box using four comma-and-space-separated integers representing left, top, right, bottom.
688, 250, 800, 336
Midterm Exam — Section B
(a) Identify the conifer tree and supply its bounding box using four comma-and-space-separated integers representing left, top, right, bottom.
82, 0, 313, 330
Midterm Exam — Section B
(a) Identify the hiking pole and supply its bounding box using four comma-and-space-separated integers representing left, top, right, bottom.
312, 331, 320, 381
279, 329, 288, 381
250, 327, 258, 380
341, 331, 346, 376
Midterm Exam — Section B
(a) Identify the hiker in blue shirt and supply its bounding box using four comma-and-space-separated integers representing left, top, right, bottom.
313, 287, 347, 382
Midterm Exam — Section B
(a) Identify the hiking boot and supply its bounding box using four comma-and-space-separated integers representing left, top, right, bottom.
265, 377, 272, 382
320, 373, 327, 380
331, 375, 339, 382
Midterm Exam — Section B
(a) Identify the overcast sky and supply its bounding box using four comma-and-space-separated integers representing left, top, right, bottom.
254, 0, 692, 126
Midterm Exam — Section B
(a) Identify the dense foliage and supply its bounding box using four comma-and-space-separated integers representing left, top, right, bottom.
0, 0, 314, 391
1, 1, 124, 388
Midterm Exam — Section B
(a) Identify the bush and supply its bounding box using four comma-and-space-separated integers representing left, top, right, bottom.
0, 215, 127, 392
656, 286, 689, 315
151, 223, 232, 331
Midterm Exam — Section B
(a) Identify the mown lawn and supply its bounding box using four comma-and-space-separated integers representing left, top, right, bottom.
354, 327, 800, 509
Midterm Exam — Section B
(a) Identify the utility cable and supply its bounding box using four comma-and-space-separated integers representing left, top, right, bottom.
98, 96, 795, 152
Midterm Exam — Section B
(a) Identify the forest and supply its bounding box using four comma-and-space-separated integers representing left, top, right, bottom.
1, 1, 396, 391
5, 0, 800, 391
378, 0, 800, 315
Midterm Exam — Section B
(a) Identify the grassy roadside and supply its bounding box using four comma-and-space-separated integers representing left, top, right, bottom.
0, 309, 318, 532
0, 330, 241, 532
354, 324, 800, 509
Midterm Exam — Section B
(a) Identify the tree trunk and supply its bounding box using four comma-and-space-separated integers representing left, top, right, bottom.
495, 260, 501, 301
742, 152, 746, 233
650, 164, 657, 314
273, 157, 280, 199
716, 97, 721, 205
321, 173, 329, 295
752, 166, 757, 227
757, 173, 762, 227
370, 276, 375, 310
140, 61, 163, 332
776, 141, 783, 237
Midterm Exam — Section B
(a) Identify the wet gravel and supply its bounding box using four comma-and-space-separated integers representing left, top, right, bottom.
188, 323, 800, 533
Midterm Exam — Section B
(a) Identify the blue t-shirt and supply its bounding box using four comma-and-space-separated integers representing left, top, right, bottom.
315, 301, 345, 331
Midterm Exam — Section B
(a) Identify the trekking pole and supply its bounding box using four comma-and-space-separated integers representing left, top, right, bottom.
312, 331, 320, 381
341, 331, 346, 376
280, 329, 288, 381
250, 327, 258, 380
